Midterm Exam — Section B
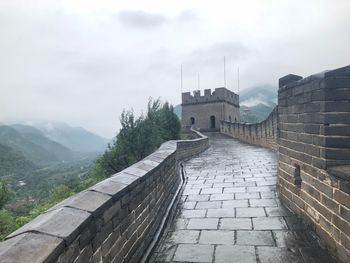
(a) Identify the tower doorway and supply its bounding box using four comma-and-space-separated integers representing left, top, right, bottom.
190, 117, 195, 125
210, 116, 216, 129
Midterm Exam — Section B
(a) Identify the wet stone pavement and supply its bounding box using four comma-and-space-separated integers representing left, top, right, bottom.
150, 133, 337, 263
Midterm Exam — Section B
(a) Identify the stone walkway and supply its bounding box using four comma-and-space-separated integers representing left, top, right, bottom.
150, 133, 337, 263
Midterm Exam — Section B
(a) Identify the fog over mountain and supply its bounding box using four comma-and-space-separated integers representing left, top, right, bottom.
1, 0, 349, 137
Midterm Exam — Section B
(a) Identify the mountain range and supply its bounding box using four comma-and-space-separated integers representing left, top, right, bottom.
0, 122, 109, 207
34, 122, 109, 153
0, 122, 108, 179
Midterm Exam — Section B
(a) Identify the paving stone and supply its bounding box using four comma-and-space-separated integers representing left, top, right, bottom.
182, 201, 197, 209
213, 182, 234, 188
166, 230, 200, 244
253, 217, 288, 230
200, 187, 223, 194
191, 184, 213, 189
173, 244, 214, 262
265, 206, 293, 216
236, 231, 275, 246
273, 230, 312, 248
183, 188, 201, 195
284, 217, 307, 230
187, 180, 206, 185
187, 194, 210, 202
261, 192, 276, 199
187, 218, 219, 230
210, 193, 234, 201
222, 199, 249, 208
234, 181, 256, 187
199, 230, 235, 244
180, 209, 207, 218
248, 186, 275, 192
236, 207, 266, 217
223, 187, 246, 193
205, 179, 224, 184
196, 201, 222, 209
235, 192, 260, 199
206, 208, 235, 218
225, 178, 245, 183
220, 218, 252, 230
257, 247, 304, 263
249, 199, 278, 207
171, 219, 188, 230
215, 245, 257, 263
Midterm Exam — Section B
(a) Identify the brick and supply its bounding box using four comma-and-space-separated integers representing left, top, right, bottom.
334, 190, 350, 209
332, 214, 350, 237
340, 232, 350, 251
340, 205, 350, 222
315, 180, 333, 198
321, 194, 339, 214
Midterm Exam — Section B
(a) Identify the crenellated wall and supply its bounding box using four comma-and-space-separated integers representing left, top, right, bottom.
220, 106, 278, 151
0, 130, 209, 263
277, 66, 350, 262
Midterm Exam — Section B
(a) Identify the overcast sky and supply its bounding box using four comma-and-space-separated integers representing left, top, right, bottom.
0, 0, 349, 138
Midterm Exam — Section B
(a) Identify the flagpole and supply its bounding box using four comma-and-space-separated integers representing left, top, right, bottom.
224, 56, 226, 88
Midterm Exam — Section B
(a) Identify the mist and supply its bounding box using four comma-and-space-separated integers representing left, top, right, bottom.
1, 0, 349, 137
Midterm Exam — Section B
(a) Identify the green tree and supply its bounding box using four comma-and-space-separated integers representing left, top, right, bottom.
0, 180, 9, 209
90, 98, 181, 179
0, 180, 19, 240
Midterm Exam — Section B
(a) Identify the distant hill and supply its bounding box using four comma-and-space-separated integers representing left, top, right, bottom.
11, 124, 74, 162
239, 85, 277, 123
36, 122, 108, 153
0, 143, 37, 178
240, 85, 277, 108
0, 125, 60, 165
240, 104, 276, 123
0, 122, 104, 208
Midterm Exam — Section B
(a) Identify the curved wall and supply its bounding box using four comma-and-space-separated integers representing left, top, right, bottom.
0, 130, 209, 263
220, 106, 278, 151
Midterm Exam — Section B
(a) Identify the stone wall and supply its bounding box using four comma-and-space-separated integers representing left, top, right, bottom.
277, 66, 350, 262
0, 130, 209, 263
220, 106, 278, 151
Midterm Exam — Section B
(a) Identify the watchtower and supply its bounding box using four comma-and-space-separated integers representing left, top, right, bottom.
181, 87, 240, 131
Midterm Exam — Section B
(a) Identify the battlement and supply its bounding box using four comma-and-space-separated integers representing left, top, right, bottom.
182, 87, 239, 107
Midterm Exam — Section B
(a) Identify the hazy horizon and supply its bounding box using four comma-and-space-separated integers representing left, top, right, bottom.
1, 0, 349, 137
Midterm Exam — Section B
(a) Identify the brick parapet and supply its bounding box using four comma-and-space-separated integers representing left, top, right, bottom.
277, 65, 350, 262
0, 130, 209, 263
